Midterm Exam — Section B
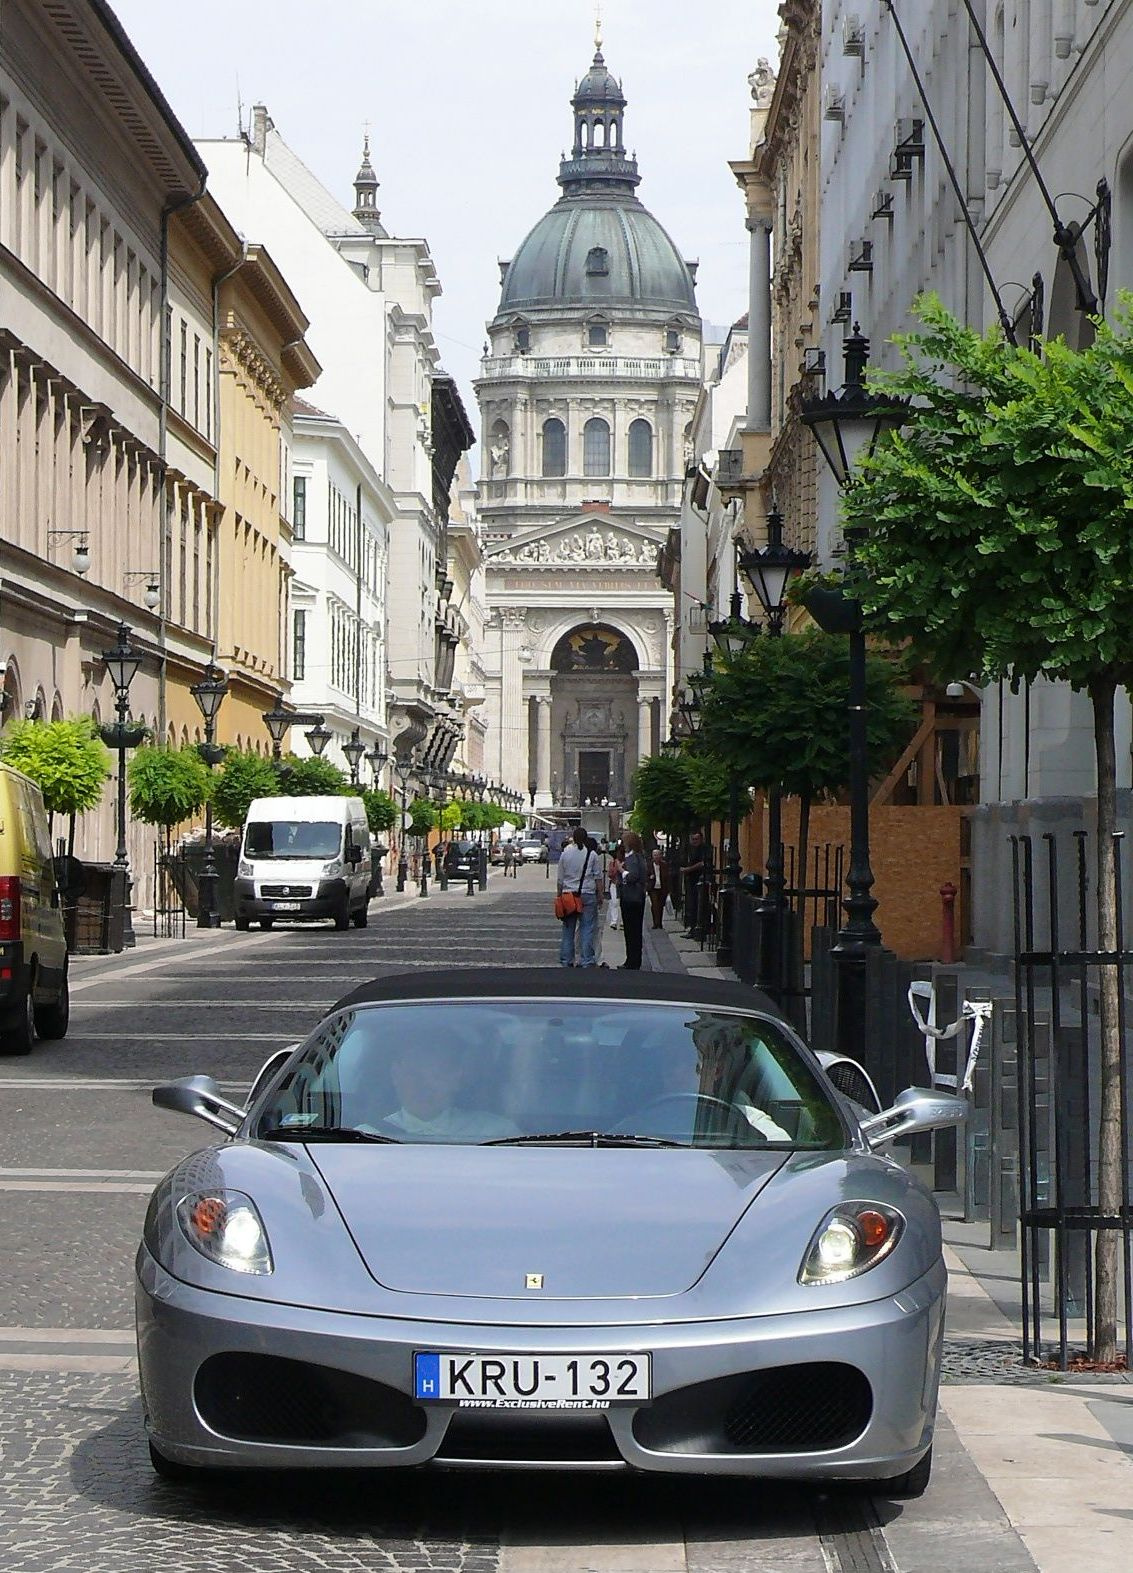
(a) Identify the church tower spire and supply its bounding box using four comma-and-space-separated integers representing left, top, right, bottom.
558, 39, 639, 195
352, 132, 383, 232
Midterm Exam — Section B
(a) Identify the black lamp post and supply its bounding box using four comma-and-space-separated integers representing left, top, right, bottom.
364, 744, 388, 897
99, 622, 144, 949
738, 509, 811, 989
432, 768, 450, 890
800, 325, 906, 1060
342, 727, 365, 786
394, 755, 414, 892
417, 770, 430, 899
706, 590, 763, 968
189, 661, 229, 929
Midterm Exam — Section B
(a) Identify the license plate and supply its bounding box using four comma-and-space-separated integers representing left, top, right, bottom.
413, 1352, 650, 1408
271, 901, 301, 911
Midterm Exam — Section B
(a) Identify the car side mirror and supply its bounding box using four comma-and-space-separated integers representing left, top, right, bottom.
244, 1046, 297, 1111
860, 1087, 968, 1150
153, 1075, 244, 1135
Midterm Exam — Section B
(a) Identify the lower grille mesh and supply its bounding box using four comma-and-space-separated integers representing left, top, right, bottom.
196, 1353, 426, 1448
634, 1362, 872, 1455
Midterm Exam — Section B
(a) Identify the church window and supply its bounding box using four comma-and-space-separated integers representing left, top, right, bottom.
583, 417, 611, 477
585, 247, 609, 276
542, 417, 566, 477
587, 320, 608, 348
628, 419, 653, 477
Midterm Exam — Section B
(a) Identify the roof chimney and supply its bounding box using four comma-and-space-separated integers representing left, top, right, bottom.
251, 104, 273, 158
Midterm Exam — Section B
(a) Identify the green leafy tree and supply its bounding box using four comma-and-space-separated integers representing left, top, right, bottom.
629, 754, 696, 836
439, 801, 463, 834
460, 800, 487, 833
0, 717, 111, 854
842, 292, 1133, 1362
127, 746, 213, 852
408, 797, 438, 837
211, 749, 279, 831
361, 788, 398, 837
276, 756, 349, 797
699, 629, 913, 879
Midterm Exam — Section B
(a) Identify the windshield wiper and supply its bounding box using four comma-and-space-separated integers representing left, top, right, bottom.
481, 1129, 690, 1148
258, 1125, 401, 1144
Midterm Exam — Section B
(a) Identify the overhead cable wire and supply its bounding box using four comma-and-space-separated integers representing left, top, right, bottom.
880, 0, 1018, 345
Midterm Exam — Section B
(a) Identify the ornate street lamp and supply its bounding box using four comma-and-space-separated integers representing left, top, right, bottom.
362, 744, 388, 898
800, 326, 906, 1061
365, 744, 388, 783
99, 623, 145, 949
189, 661, 229, 929
734, 508, 812, 984
342, 727, 365, 786
708, 590, 760, 661
261, 699, 292, 760
394, 754, 415, 892
305, 721, 332, 758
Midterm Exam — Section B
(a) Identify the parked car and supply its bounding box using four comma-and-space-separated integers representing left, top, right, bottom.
443, 840, 481, 879
517, 837, 547, 863
234, 796, 372, 931
0, 764, 70, 1055
139, 968, 964, 1493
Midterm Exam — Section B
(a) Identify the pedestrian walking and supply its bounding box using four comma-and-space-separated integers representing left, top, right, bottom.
607, 839, 624, 931
618, 830, 648, 969
680, 829, 707, 937
555, 826, 602, 967
648, 844, 670, 929
502, 840, 515, 877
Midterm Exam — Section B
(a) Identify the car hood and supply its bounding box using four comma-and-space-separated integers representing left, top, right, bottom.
310, 1146, 789, 1299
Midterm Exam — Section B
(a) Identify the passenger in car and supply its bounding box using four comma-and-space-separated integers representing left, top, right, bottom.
378, 1039, 520, 1142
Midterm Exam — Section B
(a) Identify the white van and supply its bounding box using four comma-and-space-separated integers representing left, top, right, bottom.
234, 796, 372, 932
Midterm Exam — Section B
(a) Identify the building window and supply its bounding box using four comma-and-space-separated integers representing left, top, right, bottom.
583, 417, 610, 477
293, 476, 306, 539
179, 321, 187, 415
293, 609, 306, 681
585, 247, 609, 276
587, 320, 608, 348
193, 335, 201, 429
628, 418, 653, 477
542, 417, 566, 478
204, 348, 212, 439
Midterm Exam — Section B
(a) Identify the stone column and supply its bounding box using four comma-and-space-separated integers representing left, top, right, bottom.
498, 608, 529, 789
535, 695, 553, 802
747, 214, 773, 433
637, 696, 652, 767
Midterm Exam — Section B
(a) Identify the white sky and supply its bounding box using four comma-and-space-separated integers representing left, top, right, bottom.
111, 0, 782, 424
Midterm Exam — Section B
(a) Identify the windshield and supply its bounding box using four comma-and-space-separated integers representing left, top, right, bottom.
253, 1000, 846, 1149
244, 820, 343, 860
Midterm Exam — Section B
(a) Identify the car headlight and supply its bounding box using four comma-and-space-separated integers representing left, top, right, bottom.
175, 1190, 273, 1275
238, 859, 253, 878
799, 1202, 904, 1285
323, 859, 343, 877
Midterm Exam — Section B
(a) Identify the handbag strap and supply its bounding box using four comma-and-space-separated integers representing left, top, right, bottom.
576, 847, 592, 893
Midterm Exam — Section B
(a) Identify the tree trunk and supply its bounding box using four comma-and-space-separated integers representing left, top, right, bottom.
797, 791, 812, 912
1090, 674, 1121, 1365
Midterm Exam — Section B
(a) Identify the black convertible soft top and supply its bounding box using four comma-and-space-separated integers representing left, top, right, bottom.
330, 966, 784, 1020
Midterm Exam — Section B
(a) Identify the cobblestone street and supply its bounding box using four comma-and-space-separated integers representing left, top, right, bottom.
0, 872, 1107, 1571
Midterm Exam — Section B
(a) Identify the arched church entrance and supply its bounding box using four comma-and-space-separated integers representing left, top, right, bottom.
549, 624, 638, 806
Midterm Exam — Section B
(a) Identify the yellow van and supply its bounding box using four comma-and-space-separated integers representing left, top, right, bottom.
0, 763, 69, 1054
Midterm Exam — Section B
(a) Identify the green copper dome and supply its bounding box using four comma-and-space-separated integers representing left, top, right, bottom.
496, 47, 697, 318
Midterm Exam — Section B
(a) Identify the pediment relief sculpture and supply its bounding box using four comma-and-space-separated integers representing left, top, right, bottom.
490, 525, 660, 567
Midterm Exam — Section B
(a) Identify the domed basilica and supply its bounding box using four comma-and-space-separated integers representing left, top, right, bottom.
475, 37, 703, 816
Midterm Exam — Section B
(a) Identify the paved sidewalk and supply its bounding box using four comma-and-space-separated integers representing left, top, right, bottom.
647, 902, 1133, 1573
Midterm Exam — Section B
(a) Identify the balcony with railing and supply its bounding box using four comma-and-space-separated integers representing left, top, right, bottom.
477, 354, 703, 383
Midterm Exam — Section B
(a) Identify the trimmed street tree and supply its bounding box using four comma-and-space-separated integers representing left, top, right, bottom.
211, 749, 279, 831
843, 293, 1133, 1362
275, 756, 349, 797
0, 717, 111, 854
699, 628, 914, 883
127, 746, 212, 853
361, 789, 398, 838
408, 797, 438, 838
629, 754, 696, 837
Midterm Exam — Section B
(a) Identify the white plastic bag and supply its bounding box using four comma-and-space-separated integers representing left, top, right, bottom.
608, 885, 621, 929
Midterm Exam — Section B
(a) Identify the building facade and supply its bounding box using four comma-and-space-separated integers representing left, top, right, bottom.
475, 41, 701, 812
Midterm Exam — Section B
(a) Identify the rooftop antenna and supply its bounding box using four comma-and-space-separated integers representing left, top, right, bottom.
235, 73, 244, 137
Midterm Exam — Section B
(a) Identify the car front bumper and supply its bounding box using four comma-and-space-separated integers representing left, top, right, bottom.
233, 878, 348, 921
136, 1248, 946, 1478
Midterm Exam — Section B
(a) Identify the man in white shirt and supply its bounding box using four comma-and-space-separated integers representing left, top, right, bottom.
556, 826, 604, 967
379, 1040, 519, 1142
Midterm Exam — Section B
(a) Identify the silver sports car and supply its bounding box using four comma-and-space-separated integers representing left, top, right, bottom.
137, 969, 965, 1494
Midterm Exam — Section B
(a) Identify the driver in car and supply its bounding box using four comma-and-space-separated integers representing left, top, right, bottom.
379, 1040, 520, 1142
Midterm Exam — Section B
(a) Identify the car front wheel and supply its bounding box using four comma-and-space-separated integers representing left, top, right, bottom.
148, 1440, 208, 1484
862, 1445, 933, 1499
0, 980, 36, 1056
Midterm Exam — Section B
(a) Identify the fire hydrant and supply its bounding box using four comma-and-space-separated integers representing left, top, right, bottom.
940, 881, 958, 964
